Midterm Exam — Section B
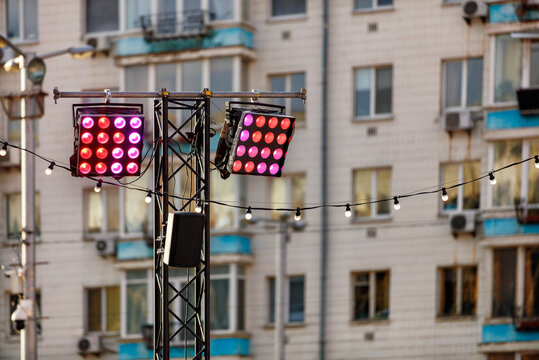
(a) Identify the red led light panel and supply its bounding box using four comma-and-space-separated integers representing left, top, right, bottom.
73, 106, 145, 177
226, 111, 295, 177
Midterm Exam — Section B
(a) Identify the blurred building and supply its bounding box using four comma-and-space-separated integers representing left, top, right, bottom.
0, 0, 538, 359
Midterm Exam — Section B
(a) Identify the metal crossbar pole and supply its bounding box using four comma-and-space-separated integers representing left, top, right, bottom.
53, 88, 306, 101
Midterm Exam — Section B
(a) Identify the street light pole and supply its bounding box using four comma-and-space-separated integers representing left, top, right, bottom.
275, 218, 288, 360
19, 54, 37, 360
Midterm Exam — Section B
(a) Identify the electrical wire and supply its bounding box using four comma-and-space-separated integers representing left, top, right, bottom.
0, 137, 537, 216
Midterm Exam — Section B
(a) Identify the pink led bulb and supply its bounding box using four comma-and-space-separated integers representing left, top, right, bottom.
111, 163, 123, 174
128, 147, 140, 159
82, 117, 94, 129
114, 117, 126, 129
129, 133, 141, 144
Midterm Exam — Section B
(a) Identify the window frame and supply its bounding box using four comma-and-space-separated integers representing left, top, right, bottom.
5, 192, 41, 242
269, 0, 307, 19
85, 286, 121, 334
488, 139, 538, 210
353, 65, 393, 120
268, 173, 307, 220
353, 0, 394, 12
268, 274, 306, 325
350, 270, 390, 322
352, 168, 392, 219
439, 161, 481, 214
210, 264, 245, 333
268, 72, 307, 125
121, 268, 153, 339
437, 265, 477, 318
442, 57, 483, 111
5, 0, 38, 42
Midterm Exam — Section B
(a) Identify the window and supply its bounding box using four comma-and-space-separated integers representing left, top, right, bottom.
491, 139, 539, 208
524, 247, 539, 318
270, 174, 306, 220
443, 58, 483, 109
352, 271, 390, 321
494, 34, 522, 103
211, 171, 237, 230
530, 42, 539, 87
355, 0, 393, 11
210, 57, 234, 125
6, 0, 38, 41
84, 175, 151, 237
440, 161, 480, 212
268, 275, 305, 323
123, 269, 151, 336
272, 0, 306, 17
210, 264, 245, 331
493, 248, 517, 317
86, 286, 120, 333
270, 73, 306, 124
86, 0, 120, 33
438, 266, 477, 317
9, 293, 41, 335
353, 168, 391, 218
354, 66, 392, 118
210, 0, 234, 20
6, 193, 41, 240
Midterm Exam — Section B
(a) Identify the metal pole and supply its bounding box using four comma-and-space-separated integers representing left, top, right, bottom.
19, 56, 37, 360
275, 218, 288, 360
162, 94, 170, 360
203, 95, 211, 360
153, 99, 161, 360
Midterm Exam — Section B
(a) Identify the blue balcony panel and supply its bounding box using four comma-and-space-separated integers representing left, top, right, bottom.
119, 338, 250, 359
483, 324, 539, 343
487, 109, 539, 130
117, 27, 253, 57
118, 234, 250, 260
484, 217, 539, 237
489, 3, 539, 23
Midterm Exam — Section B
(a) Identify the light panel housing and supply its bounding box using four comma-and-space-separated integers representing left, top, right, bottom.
71, 104, 145, 177
215, 104, 295, 178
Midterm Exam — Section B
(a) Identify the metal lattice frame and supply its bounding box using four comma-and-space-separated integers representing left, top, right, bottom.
153, 95, 211, 360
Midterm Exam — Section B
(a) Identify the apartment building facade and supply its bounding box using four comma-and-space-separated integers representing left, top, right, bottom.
0, 0, 538, 359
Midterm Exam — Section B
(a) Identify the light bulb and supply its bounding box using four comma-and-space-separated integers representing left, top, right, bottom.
145, 191, 152, 204
294, 207, 301, 222
195, 203, 202, 213
535, 155, 539, 169
441, 188, 448, 202
489, 172, 496, 185
45, 162, 55, 175
345, 204, 352, 218
0, 142, 7, 157
393, 196, 400, 211
245, 207, 253, 221
94, 180, 103, 193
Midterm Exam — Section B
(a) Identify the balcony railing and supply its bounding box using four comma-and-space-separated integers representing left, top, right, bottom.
138, 10, 210, 41
514, 199, 539, 225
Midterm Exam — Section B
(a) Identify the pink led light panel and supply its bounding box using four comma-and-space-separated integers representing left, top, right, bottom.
240, 130, 250, 142
236, 145, 246, 157
128, 148, 140, 159
82, 117, 94, 129
130, 117, 142, 129
111, 163, 123, 174
112, 148, 124, 159
114, 117, 126, 129
126, 162, 139, 174
243, 114, 253, 126
129, 133, 141, 144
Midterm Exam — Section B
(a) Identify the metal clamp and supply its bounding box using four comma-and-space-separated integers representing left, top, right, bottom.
251, 89, 260, 103
104, 88, 112, 104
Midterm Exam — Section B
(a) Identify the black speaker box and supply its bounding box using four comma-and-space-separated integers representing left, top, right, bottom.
164, 212, 204, 268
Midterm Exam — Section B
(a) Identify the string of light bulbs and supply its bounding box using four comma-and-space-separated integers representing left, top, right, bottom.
1, 138, 538, 223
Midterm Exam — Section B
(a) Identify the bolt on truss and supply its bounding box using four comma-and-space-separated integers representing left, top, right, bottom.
54, 88, 306, 360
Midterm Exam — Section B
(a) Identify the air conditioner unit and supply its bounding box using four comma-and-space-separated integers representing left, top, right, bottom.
462, 0, 488, 23
443, 110, 473, 132
86, 35, 111, 54
95, 238, 116, 256
0, 148, 21, 168
77, 335, 101, 355
449, 212, 477, 237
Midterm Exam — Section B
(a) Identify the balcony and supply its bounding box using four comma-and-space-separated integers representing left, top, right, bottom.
138, 10, 210, 42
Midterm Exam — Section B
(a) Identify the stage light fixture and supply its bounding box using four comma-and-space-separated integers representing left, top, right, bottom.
215, 102, 296, 179
70, 104, 145, 177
